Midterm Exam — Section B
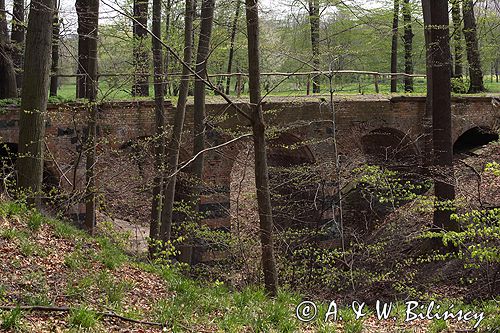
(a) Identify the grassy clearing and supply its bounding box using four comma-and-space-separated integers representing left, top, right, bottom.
0, 199, 499, 332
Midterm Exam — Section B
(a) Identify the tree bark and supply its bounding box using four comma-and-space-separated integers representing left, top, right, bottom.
402, 0, 414, 92
225, 0, 241, 95
421, 0, 433, 167
462, 0, 485, 93
132, 0, 149, 97
11, 0, 24, 89
83, 0, 99, 233
0, 0, 18, 98
308, 0, 320, 93
76, 0, 90, 98
159, 0, 195, 243
423, 0, 459, 242
390, 0, 400, 93
245, 0, 278, 297
147, 0, 165, 248
17, 0, 54, 207
50, 8, 61, 97
192, 0, 215, 200
163, 0, 172, 95
451, 0, 463, 78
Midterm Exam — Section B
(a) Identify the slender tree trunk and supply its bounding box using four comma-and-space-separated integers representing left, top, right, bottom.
192, 0, 215, 201
132, 0, 149, 96
17, 0, 54, 207
50, 7, 61, 97
423, 0, 458, 244
148, 0, 165, 248
76, 0, 90, 98
83, 0, 99, 233
225, 0, 241, 95
308, 0, 320, 93
159, 0, 195, 243
421, 0, 433, 167
0, 0, 18, 98
462, 0, 485, 93
11, 0, 24, 89
451, 0, 463, 78
163, 0, 172, 95
402, 0, 414, 92
245, 0, 278, 297
390, 0, 400, 92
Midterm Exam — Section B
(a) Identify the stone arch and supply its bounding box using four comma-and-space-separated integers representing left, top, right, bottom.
361, 127, 420, 167
453, 126, 499, 154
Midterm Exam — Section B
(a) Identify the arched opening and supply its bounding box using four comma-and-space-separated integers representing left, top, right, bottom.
453, 127, 499, 154
267, 133, 320, 231
361, 127, 420, 167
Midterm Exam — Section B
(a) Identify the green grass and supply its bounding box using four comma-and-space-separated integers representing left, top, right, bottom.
68, 306, 100, 329
0, 307, 23, 331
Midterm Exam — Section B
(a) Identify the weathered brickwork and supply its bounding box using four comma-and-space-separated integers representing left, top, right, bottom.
1, 97, 498, 234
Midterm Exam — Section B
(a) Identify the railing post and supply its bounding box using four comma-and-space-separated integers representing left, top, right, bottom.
306, 73, 311, 95
374, 74, 380, 93
236, 73, 242, 98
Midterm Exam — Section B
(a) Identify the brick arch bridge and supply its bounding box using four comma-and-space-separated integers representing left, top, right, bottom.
0, 96, 498, 232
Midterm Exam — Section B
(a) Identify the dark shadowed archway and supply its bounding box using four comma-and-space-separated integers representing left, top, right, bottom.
453, 126, 499, 154
361, 127, 420, 167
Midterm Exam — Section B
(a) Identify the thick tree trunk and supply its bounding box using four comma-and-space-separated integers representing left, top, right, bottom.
159, 0, 195, 243
308, 0, 320, 93
11, 0, 24, 89
132, 0, 149, 97
50, 9, 61, 97
423, 0, 458, 244
83, 0, 99, 233
0, 0, 18, 98
149, 0, 166, 250
402, 0, 414, 92
76, 0, 90, 98
225, 0, 241, 95
245, 0, 278, 297
390, 0, 400, 92
451, 0, 463, 78
17, 0, 54, 207
192, 0, 215, 199
462, 0, 485, 93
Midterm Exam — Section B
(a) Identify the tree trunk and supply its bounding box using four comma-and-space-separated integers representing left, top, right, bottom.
83, 0, 99, 234
163, 0, 172, 95
17, 0, 54, 207
245, 0, 278, 297
192, 0, 215, 200
147, 0, 165, 248
50, 8, 61, 97
0, 0, 18, 98
423, 0, 459, 245
462, 0, 485, 93
159, 0, 195, 243
76, 0, 90, 98
11, 0, 24, 89
225, 0, 241, 95
451, 0, 463, 78
308, 0, 320, 93
421, 0, 433, 167
390, 0, 400, 93
132, 0, 149, 97
496, 58, 499, 83
402, 0, 413, 92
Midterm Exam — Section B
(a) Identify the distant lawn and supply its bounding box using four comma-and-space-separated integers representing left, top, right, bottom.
52, 76, 499, 103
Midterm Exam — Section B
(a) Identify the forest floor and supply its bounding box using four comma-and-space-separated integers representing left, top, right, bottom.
1, 197, 499, 332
